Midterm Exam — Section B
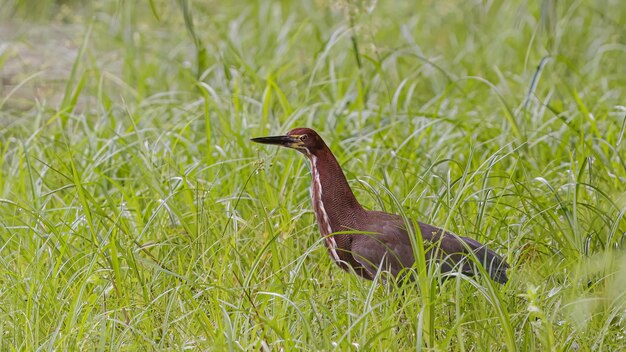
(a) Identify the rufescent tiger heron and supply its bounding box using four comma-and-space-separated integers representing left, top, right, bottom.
251, 128, 509, 284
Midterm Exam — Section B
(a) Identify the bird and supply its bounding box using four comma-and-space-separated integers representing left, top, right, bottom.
251, 127, 509, 284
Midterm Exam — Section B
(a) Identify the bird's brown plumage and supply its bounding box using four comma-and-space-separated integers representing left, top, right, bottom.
251, 127, 509, 284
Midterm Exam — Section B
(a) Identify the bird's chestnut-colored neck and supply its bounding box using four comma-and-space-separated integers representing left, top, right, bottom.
306, 141, 365, 228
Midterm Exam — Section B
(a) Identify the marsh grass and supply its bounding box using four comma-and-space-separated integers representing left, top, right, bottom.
1, 0, 625, 350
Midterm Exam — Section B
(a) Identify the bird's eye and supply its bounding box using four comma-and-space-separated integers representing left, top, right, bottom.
300, 135, 308, 141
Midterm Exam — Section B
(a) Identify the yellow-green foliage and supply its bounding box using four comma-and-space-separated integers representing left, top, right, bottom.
1, 0, 624, 350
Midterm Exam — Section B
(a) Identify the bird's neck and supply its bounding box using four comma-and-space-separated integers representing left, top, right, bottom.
308, 147, 364, 235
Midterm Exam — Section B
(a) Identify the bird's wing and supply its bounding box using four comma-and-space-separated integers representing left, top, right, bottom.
424, 229, 508, 283
454, 235, 509, 283
350, 215, 460, 278
349, 212, 416, 278
351, 211, 509, 283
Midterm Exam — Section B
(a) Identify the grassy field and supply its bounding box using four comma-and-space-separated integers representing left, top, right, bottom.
1, 0, 625, 350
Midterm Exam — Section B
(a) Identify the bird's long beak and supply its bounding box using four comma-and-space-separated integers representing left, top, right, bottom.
251, 135, 302, 148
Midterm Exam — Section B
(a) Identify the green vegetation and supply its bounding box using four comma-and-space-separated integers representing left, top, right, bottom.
1, 0, 625, 350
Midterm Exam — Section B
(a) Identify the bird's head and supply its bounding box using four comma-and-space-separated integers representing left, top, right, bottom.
251, 127, 327, 157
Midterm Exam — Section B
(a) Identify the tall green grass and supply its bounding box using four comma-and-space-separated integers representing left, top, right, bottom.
1, 0, 625, 350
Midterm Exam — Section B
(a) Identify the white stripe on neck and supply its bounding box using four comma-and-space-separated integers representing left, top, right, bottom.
310, 155, 340, 263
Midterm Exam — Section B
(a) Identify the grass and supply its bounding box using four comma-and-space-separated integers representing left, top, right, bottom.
1, 0, 625, 350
